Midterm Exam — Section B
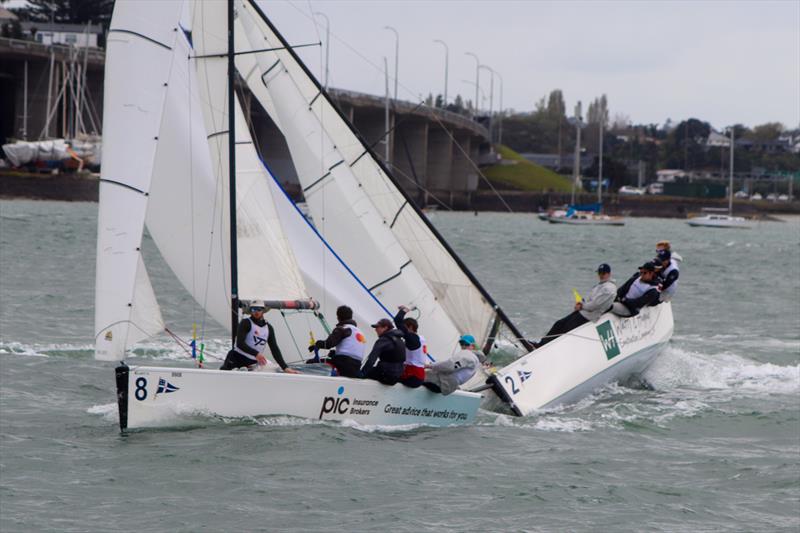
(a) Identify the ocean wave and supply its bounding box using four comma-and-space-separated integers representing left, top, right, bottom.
643, 345, 800, 396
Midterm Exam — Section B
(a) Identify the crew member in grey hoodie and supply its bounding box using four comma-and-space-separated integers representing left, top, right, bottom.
535, 263, 617, 348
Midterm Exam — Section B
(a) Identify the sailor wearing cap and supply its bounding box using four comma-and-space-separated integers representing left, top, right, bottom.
534, 263, 618, 348
220, 301, 299, 373
422, 335, 483, 395
611, 262, 661, 317
654, 249, 679, 302
360, 317, 406, 385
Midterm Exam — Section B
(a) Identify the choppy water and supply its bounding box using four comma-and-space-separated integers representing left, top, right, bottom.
1, 200, 798, 532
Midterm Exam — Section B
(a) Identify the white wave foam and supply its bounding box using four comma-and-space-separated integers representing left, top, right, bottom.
87, 403, 119, 422
644, 345, 800, 396
339, 418, 427, 433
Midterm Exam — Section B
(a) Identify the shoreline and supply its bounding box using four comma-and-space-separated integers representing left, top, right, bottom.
2, 172, 798, 219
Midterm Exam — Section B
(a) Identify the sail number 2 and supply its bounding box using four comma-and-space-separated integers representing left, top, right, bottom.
135, 377, 148, 401
504, 375, 519, 395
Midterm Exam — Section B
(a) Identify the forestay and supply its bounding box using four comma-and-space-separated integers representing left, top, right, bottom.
234, 0, 524, 358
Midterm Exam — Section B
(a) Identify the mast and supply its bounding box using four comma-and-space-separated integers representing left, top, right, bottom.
728, 128, 734, 216
244, 0, 531, 351
227, 0, 240, 345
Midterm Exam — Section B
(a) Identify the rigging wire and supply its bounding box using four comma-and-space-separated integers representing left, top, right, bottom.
280, 0, 513, 213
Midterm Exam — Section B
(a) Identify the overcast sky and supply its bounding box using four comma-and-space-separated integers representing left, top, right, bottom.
259, 0, 799, 130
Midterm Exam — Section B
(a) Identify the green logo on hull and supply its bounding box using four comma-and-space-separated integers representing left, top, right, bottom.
596, 321, 621, 360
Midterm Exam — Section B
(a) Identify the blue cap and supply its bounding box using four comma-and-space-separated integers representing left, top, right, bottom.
459, 334, 476, 346
597, 263, 611, 274
656, 249, 671, 261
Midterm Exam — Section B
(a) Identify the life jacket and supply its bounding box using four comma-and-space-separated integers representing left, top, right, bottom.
625, 278, 655, 300
404, 334, 427, 368
660, 261, 679, 299
234, 317, 269, 360
335, 324, 366, 361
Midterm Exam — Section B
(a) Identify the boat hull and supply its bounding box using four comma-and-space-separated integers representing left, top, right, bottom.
116, 365, 482, 430
547, 216, 625, 226
487, 302, 673, 416
687, 217, 752, 228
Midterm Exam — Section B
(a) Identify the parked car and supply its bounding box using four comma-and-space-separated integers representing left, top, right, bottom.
778, 194, 790, 201
618, 186, 645, 195
766, 193, 778, 201
647, 183, 664, 195
734, 190, 749, 199
750, 193, 763, 200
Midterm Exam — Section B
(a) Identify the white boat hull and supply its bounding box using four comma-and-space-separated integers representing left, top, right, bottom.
116, 365, 482, 430
687, 216, 752, 228
547, 215, 625, 226
487, 303, 673, 416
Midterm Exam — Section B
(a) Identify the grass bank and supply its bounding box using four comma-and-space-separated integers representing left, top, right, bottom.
482, 145, 573, 193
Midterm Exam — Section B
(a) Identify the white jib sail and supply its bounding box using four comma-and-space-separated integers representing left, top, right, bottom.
94, 0, 186, 360
237, 1, 501, 357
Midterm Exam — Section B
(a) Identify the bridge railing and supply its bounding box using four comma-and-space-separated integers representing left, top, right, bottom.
0, 37, 105, 63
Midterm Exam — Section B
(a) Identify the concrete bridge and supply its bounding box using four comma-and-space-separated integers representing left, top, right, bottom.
1, 38, 490, 206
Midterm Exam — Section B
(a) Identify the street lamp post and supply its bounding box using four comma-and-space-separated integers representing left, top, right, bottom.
314, 12, 330, 89
494, 70, 503, 145
433, 39, 448, 107
384, 26, 399, 101
479, 65, 494, 142
465, 52, 480, 116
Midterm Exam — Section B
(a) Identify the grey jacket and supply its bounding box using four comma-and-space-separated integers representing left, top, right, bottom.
578, 279, 617, 321
424, 349, 480, 395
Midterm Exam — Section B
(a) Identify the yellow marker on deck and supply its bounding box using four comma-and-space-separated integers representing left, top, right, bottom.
572, 288, 582, 303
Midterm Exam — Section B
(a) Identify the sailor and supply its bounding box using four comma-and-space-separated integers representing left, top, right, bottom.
422, 335, 483, 395
308, 305, 366, 378
654, 249, 679, 301
656, 240, 683, 263
534, 263, 617, 348
394, 305, 426, 388
612, 262, 661, 317
361, 318, 406, 385
220, 301, 299, 373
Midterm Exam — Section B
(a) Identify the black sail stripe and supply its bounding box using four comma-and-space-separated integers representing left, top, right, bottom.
302, 172, 331, 193
309, 91, 321, 107
368, 260, 412, 291
208, 130, 229, 139
99, 178, 148, 196
260, 60, 281, 85
108, 29, 172, 50
389, 201, 408, 229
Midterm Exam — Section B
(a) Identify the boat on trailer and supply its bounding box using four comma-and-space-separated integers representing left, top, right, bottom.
96, 0, 672, 431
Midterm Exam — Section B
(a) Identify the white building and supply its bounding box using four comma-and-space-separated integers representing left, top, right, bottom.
20, 22, 102, 48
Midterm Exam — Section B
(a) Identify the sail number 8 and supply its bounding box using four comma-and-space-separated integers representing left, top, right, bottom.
135, 377, 148, 401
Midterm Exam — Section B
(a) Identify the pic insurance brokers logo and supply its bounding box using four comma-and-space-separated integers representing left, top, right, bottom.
319, 386, 350, 419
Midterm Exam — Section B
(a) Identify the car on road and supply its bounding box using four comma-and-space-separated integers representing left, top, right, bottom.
618, 186, 645, 195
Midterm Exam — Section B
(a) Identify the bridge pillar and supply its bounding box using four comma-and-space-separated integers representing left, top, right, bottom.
250, 107, 299, 184
425, 127, 452, 204
352, 107, 392, 165
391, 118, 428, 204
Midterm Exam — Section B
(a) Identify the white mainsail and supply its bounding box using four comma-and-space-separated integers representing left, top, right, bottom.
235, 0, 523, 358
94, 1, 184, 360
95, 0, 389, 362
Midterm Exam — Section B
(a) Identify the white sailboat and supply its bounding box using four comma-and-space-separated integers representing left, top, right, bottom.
95, 0, 674, 430
546, 105, 625, 226
95, 0, 484, 429
687, 129, 752, 229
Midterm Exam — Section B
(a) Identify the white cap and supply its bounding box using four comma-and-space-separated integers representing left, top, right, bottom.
249, 300, 266, 310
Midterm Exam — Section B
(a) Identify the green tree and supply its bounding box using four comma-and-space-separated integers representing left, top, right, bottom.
10, 0, 113, 25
